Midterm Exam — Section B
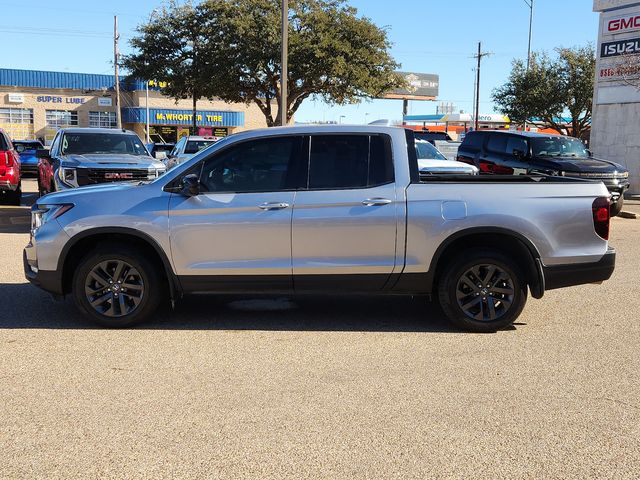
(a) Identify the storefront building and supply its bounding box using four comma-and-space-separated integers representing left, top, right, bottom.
592, 0, 640, 194
0, 68, 269, 145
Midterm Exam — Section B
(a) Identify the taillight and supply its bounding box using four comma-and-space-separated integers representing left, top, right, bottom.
478, 160, 514, 175
592, 197, 610, 240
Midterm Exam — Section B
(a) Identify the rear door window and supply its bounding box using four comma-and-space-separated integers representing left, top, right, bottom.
506, 136, 529, 156
462, 132, 485, 150
487, 134, 508, 154
307, 135, 393, 189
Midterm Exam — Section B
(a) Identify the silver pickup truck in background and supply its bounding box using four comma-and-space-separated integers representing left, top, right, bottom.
24, 126, 615, 332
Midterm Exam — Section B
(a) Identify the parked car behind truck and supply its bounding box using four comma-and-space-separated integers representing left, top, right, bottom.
37, 128, 166, 195
0, 128, 21, 205
13, 139, 44, 175
25, 126, 615, 332
457, 130, 630, 215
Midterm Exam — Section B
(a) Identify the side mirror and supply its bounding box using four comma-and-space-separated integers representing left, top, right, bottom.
36, 148, 51, 159
586, 149, 592, 157
512, 148, 525, 159
180, 174, 200, 197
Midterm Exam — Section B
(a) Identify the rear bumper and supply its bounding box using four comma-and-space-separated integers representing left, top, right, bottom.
0, 178, 19, 191
543, 248, 615, 290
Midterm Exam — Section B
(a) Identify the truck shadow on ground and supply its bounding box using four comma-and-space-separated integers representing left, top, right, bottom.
0, 282, 505, 333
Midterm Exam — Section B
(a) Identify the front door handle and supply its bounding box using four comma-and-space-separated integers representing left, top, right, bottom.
258, 202, 290, 210
362, 198, 392, 206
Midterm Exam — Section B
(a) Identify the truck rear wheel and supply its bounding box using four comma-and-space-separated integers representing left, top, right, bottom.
437, 248, 527, 332
72, 244, 163, 328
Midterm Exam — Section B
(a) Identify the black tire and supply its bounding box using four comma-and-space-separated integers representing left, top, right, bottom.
610, 197, 624, 217
437, 248, 528, 333
72, 244, 164, 327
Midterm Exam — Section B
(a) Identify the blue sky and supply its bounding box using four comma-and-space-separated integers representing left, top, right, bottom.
1, 0, 598, 123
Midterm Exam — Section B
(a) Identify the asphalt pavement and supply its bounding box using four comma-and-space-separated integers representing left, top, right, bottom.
1, 179, 638, 479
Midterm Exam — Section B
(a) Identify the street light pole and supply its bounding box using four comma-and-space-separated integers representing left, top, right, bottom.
524, 0, 534, 130
280, 0, 288, 126
525, 0, 534, 71
145, 80, 150, 143
113, 15, 122, 129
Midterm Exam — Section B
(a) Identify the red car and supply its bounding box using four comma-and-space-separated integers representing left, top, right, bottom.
0, 128, 21, 205
37, 149, 55, 197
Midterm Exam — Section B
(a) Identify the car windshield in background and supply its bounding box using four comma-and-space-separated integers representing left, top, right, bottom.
531, 137, 589, 158
415, 140, 447, 160
61, 133, 148, 156
185, 140, 215, 154
13, 141, 44, 151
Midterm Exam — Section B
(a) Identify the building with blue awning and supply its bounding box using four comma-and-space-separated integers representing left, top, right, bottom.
0, 68, 268, 144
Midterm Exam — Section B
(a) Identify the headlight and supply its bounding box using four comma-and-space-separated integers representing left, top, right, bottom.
31, 204, 74, 236
58, 167, 78, 187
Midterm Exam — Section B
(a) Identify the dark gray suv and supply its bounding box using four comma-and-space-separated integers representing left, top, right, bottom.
37, 128, 166, 193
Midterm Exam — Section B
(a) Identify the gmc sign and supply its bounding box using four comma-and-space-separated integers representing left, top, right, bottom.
104, 172, 133, 180
608, 14, 640, 34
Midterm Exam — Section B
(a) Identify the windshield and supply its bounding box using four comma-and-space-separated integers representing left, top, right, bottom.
13, 141, 43, 151
531, 136, 589, 158
415, 140, 447, 160
185, 140, 215, 154
61, 133, 148, 156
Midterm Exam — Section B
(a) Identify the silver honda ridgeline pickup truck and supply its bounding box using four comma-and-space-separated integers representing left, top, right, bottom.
24, 126, 615, 332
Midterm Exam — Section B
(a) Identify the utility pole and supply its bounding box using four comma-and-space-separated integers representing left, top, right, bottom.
472, 42, 491, 131
114, 15, 122, 129
280, 0, 288, 126
471, 67, 476, 132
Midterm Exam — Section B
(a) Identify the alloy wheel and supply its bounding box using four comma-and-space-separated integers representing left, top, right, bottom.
84, 260, 144, 317
455, 263, 515, 322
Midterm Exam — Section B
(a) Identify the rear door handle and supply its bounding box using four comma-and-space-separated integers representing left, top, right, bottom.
362, 198, 392, 206
258, 202, 290, 210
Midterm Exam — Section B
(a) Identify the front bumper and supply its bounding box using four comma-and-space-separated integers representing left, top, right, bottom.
23, 249, 65, 296
543, 248, 615, 290
602, 179, 630, 201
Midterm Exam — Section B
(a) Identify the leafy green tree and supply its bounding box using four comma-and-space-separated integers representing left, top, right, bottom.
122, 1, 223, 133
126, 0, 403, 127
492, 45, 595, 138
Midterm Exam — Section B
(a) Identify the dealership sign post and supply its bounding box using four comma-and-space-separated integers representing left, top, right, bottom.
591, 0, 640, 195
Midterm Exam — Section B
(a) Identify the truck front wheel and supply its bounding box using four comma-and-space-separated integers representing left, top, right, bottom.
72, 244, 163, 327
437, 248, 528, 332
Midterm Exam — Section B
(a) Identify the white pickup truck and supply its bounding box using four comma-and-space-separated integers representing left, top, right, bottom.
25, 126, 615, 332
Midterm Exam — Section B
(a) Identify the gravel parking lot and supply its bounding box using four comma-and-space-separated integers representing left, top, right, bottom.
1, 179, 639, 479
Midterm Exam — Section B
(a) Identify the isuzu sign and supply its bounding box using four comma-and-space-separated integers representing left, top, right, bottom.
601, 38, 640, 57
607, 14, 640, 34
